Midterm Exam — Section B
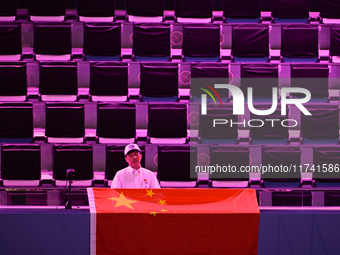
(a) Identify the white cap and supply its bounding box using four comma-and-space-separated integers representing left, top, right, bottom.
124, 143, 141, 156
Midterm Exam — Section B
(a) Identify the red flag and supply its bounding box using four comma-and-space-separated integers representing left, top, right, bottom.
88, 188, 260, 255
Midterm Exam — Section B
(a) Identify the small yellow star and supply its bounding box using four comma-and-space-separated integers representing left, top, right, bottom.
150, 212, 157, 217
160, 209, 168, 212
146, 189, 155, 198
158, 199, 167, 205
108, 192, 138, 209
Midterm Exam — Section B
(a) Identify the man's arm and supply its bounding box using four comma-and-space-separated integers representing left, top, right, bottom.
111, 171, 122, 188
149, 172, 161, 189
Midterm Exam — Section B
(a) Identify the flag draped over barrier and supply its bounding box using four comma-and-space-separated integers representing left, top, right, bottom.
88, 188, 260, 255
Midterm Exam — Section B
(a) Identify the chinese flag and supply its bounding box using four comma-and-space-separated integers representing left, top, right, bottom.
88, 188, 260, 255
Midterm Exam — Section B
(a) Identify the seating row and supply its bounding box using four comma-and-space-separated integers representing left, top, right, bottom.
0, 102, 339, 146
0, 61, 339, 103
1, 0, 340, 24
1, 143, 340, 188
2, 22, 340, 62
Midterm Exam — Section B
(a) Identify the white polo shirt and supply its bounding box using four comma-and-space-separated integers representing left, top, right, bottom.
111, 166, 161, 189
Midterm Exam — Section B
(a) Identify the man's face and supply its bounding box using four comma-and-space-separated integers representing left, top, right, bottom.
125, 150, 142, 169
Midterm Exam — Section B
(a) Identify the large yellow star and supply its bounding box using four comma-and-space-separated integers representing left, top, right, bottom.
158, 199, 167, 205
146, 189, 155, 198
108, 192, 138, 209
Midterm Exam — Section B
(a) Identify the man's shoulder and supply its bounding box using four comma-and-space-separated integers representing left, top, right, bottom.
115, 167, 130, 175
140, 167, 157, 176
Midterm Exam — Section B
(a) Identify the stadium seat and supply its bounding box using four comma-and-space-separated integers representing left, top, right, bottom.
313, 146, 340, 187
1, 144, 41, 186
148, 103, 187, 144
0, 62, 26, 101
53, 144, 93, 186
232, 24, 269, 62
90, 62, 128, 101
0, 102, 33, 143
250, 105, 289, 144
182, 24, 220, 62
0, 22, 21, 60
301, 104, 339, 144
281, 24, 318, 63
241, 63, 278, 102
127, 0, 164, 22
157, 145, 197, 187
83, 23, 121, 61
78, 0, 115, 22
45, 103, 85, 143
175, 0, 212, 23
199, 104, 238, 144
140, 62, 178, 102
34, 22, 71, 61
261, 145, 301, 187
28, 0, 66, 21
133, 23, 170, 61
320, 0, 340, 23
272, 0, 309, 23
191, 62, 229, 103
39, 61, 78, 101
291, 64, 329, 102
209, 145, 250, 188
97, 103, 136, 144
223, 0, 261, 23
0, 0, 17, 21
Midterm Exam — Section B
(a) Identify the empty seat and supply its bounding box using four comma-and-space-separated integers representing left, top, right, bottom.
182, 24, 220, 62
250, 105, 289, 144
133, 23, 170, 61
0, 22, 21, 60
97, 103, 136, 143
199, 104, 238, 144
330, 25, 340, 62
261, 145, 301, 187
232, 24, 269, 62
223, 0, 261, 23
148, 103, 187, 143
53, 144, 93, 186
28, 0, 66, 21
191, 62, 229, 102
157, 145, 197, 187
301, 104, 339, 144
209, 145, 249, 187
281, 24, 318, 62
83, 23, 121, 61
272, 0, 309, 23
106, 144, 146, 186
320, 0, 340, 22
0, 102, 33, 143
291, 64, 329, 102
127, 0, 164, 22
77, 0, 115, 22
241, 63, 278, 101
313, 146, 340, 187
175, 0, 212, 22
46, 103, 85, 143
34, 22, 71, 61
39, 62, 78, 101
140, 62, 178, 102
0, 62, 26, 101
0, 0, 17, 21
1, 144, 41, 186
90, 62, 128, 101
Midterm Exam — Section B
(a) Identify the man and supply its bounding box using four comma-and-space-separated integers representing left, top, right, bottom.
111, 143, 160, 188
